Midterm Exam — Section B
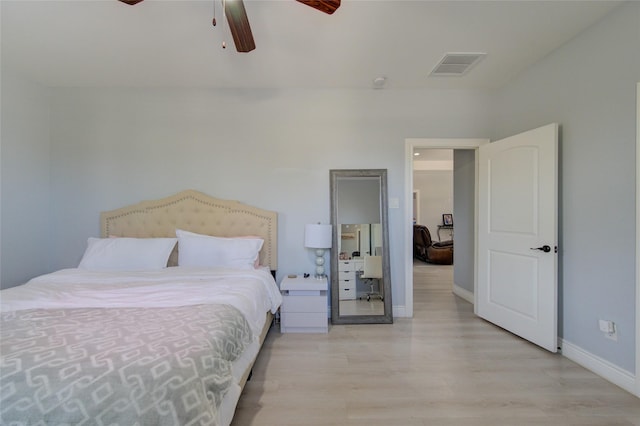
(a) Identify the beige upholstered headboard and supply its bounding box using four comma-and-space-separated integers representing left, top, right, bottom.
100, 190, 278, 271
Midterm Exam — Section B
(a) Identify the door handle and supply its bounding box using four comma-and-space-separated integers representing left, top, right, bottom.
530, 245, 551, 253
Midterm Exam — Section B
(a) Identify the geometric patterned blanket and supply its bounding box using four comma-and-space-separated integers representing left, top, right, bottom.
0, 304, 253, 426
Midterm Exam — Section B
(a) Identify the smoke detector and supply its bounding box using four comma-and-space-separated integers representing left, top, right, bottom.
372, 76, 387, 89
430, 52, 486, 77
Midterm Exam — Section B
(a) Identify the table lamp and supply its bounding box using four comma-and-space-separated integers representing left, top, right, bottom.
304, 223, 332, 278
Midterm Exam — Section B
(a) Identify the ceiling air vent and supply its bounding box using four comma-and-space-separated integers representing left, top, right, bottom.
430, 52, 486, 77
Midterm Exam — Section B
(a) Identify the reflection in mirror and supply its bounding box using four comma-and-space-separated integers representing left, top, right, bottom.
330, 169, 392, 324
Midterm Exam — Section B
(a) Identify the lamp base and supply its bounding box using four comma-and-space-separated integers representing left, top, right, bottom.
314, 249, 326, 279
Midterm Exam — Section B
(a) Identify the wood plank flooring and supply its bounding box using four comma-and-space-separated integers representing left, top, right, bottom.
232, 262, 640, 425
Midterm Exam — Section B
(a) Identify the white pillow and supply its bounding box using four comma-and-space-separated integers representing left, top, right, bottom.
176, 229, 264, 270
78, 237, 178, 271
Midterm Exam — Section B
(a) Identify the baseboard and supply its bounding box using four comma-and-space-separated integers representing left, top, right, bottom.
453, 283, 474, 304
560, 338, 637, 396
393, 305, 408, 317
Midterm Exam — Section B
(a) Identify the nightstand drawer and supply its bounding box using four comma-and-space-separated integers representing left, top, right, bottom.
282, 295, 326, 313
281, 312, 327, 329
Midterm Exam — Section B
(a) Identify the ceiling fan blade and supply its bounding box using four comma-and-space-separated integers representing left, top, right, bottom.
118, 0, 144, 5
296, 0, 340, 15
225, 0, 256, 53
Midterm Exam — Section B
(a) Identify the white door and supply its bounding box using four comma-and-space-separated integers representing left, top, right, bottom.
477, 123, 558, 352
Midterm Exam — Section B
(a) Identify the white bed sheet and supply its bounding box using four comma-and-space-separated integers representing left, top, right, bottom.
0, 266, 282, 337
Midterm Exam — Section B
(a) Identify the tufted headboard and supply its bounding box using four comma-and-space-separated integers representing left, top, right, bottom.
100, 190, 278, 271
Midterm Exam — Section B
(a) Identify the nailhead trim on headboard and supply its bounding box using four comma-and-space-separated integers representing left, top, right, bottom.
100, 190, 278, 270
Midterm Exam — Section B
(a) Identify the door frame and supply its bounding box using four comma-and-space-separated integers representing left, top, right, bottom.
404, 138, 489, 317
635, 82, 639, 397
412, 190, 420, 226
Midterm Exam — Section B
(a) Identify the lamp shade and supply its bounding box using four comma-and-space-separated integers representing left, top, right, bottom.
304, 224, 332, 249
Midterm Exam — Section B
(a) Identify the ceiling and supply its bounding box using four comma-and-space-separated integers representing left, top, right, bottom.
1, 0, 621, 90
413, 148, 452, 160
413, 149, 453, 172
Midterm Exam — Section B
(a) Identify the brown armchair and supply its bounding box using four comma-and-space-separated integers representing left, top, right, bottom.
413, 224, 453, 265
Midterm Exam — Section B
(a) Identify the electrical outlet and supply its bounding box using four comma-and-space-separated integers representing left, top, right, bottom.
599, 319, 617, 341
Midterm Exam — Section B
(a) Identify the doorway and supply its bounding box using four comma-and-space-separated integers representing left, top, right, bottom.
407, 127, 639, 396
404, 138, 488, 318
412, 149, 456, 304
413, 149, 454, 243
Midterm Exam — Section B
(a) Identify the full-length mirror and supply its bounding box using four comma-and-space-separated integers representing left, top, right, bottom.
330, 169, 392, 324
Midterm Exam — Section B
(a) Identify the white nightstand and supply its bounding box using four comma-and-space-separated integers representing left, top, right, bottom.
280, 275, 328, 333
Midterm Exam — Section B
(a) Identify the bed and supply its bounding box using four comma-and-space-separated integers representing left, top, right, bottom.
0, 190, 281, 426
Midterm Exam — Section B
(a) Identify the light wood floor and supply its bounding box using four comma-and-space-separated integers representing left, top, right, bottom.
232, 262, 640, 425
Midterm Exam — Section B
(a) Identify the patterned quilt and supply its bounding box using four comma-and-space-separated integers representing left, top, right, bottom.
0, 304, 253, 426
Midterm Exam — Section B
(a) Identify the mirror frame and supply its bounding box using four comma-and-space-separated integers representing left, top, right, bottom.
330, 169, 393, 324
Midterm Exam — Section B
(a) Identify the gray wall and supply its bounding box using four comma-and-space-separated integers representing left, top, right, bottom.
492, 2, 639, 372
453, 150, 475, 293
0, 67, 51, 288
413, 169, 453, 239
1, 84, 493, 307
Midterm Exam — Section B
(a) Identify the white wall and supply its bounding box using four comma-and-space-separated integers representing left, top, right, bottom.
413, 170, 453, 240
492, 2, 640, 373
43, 87, 493, 308
0, 67, 50, 289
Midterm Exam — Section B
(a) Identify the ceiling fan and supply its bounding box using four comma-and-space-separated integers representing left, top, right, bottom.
118, 0, 340, 53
